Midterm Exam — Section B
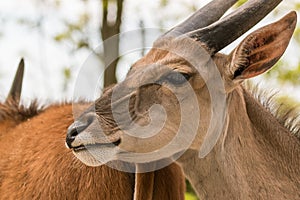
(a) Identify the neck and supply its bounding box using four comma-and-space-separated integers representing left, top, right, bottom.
177, 87, 300, 199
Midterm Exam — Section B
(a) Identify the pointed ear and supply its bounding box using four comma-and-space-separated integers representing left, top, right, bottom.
229, 11, 297, 80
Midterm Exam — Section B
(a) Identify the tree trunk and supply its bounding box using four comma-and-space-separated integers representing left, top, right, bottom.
101, 0, 124, 87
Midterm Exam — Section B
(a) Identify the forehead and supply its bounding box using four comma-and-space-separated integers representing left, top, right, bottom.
129, 38, 210, 75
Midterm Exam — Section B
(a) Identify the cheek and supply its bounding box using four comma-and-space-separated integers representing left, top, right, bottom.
125, 82, 203, 149
120, 88, 183, 153
135, 85, 180, 118
135, 85, 162, 114
120, 125, 180, 153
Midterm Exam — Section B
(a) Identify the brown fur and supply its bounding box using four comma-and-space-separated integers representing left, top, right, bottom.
67, 11, 299, 200
0, 100, 41, 139
135, 164, 186, 200
0, 102, 185, 200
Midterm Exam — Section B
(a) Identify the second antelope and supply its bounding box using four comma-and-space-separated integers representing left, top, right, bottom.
0, 60, 185, 200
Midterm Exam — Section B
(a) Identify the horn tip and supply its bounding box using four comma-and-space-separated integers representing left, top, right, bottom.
19, 58, 24, 68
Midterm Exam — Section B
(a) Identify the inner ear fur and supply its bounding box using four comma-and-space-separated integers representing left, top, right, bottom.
229, 11, 297, 80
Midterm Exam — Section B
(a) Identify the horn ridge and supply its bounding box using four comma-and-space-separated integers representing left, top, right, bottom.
187, 0, 283, 54
163, 0, 238, 37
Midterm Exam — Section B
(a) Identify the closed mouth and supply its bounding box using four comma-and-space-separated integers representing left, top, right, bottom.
72, 139, 121, 152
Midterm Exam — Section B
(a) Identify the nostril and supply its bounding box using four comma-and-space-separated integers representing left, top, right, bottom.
112, 139, 121, 146
65, 134, 75, 149
69, 125, 79, 137
65, 112, 97, 148
66, 124, 79, 148
66, 121, 90, 148
67, 122, 87, 137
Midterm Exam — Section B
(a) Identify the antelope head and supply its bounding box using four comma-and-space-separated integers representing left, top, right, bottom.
66, 0, 297, 169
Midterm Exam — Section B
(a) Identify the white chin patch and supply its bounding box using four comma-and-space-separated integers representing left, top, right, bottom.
73, 146, 117, 167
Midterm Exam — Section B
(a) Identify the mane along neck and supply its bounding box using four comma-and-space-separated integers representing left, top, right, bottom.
242, 87, 300, 160
244, 83, 300, 140
0, 100, 41, 123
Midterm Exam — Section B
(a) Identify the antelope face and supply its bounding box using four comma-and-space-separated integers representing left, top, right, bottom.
66, 0, 297, 168
66, 38, 215, 166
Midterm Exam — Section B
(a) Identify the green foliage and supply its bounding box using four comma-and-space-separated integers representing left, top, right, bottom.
294, 27, 300, 44
62, 67, 71, 91
54, 13, 90, 50
63, 68, 71, 80
235, 0, 247, 7
185, 192, 199, 200
276, 95, 300, 109
265, 61, 300, 85
77, 39, 89, 49
160, 0, 168, 7
295, 3, 300, 10
54, 31, 72, 42
185, 179, 199, 200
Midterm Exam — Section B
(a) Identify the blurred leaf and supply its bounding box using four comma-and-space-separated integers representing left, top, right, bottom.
66, 22, 82, 31
54, 0, 61, 8
276, 96, 300, 108
62, 67, 72, 92
294, 27, 300, 44
185, 193, 199, 200
17, 18, 38, 27
188, 4, 197, 12
63, 67, 71, 80
265, 61, 300, 85
160, 0, 168, 7
77, 40, 90, 49
79, 13, 90, 25
54, 31, 72, 41
294, 3, 300, 10
53, 11, 91, 49
185, 179, 199, 200
235, 0, 247, 7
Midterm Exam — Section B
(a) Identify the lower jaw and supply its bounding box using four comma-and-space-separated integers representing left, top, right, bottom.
72, 149, 103, 167
72, 142, 117, 152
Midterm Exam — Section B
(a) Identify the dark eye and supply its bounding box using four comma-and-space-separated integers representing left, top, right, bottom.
163, 72, 191, 85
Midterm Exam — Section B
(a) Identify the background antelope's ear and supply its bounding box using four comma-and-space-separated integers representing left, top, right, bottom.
229, 11, 297, 80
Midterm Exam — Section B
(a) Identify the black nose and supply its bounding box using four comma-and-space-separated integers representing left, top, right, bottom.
65, 113, 96, 148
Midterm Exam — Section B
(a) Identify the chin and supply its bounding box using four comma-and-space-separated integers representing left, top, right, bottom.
72, 150, 103, 167
72, 146, 117, 167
